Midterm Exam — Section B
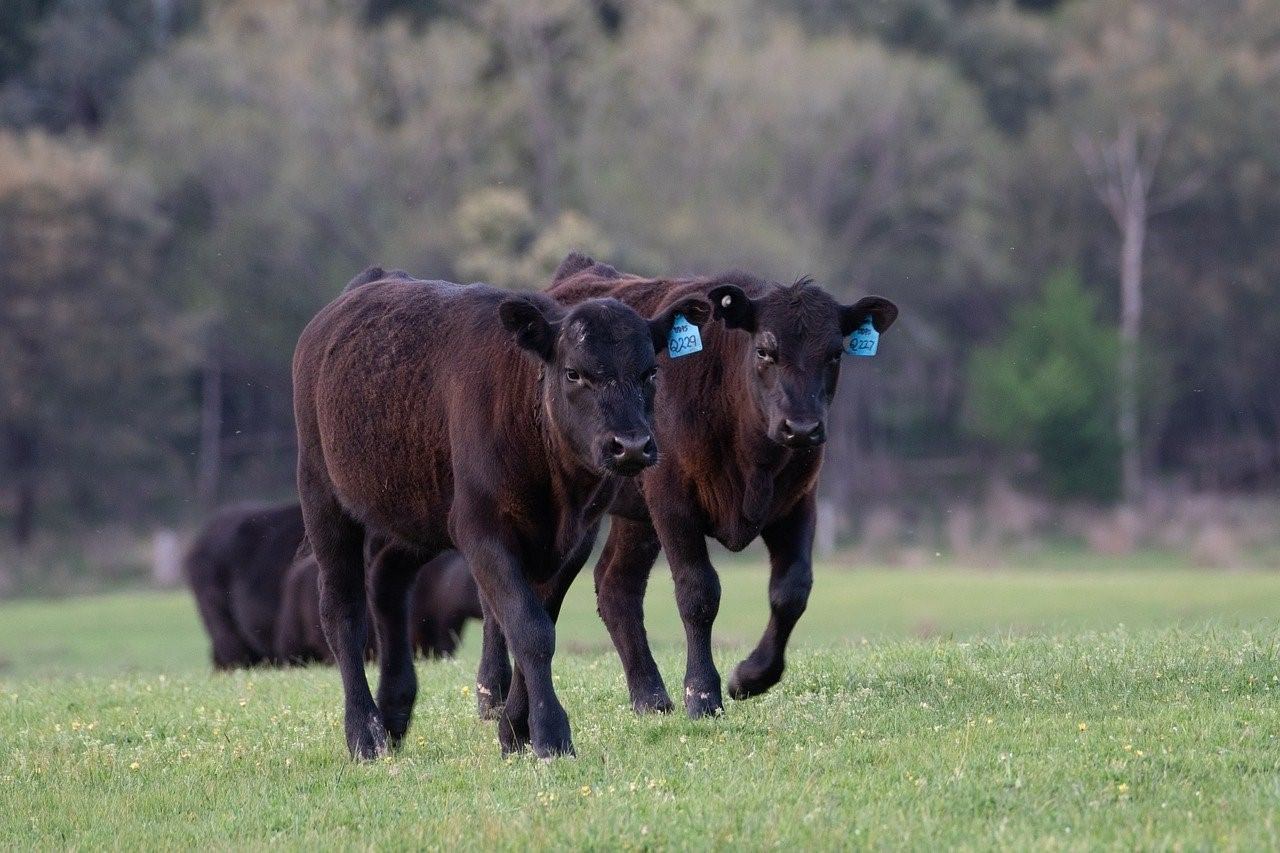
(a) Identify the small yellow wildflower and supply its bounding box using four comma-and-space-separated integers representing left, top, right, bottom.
1078, 723, 1087, 732
580, 785, 591, 797
129, 761, 140, 771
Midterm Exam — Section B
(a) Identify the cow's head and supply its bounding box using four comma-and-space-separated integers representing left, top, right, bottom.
500, 293, 712, 475
708, 278, 897, 449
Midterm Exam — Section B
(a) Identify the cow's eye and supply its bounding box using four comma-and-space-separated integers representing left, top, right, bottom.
565, 369, 582, 384
643, 367, 658, 384
755, 347, 776, 364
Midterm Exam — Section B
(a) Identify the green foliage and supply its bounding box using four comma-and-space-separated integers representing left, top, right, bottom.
0, 130, 192, 532
455, 187, 614, 290
0, 0, 58, 83
0, 0, 202, 131
969, 270, 1121, 501
3, 0, 1280, 535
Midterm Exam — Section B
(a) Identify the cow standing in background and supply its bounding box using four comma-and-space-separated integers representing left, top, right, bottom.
184, 502, 305, 669
185, 503, 481, 667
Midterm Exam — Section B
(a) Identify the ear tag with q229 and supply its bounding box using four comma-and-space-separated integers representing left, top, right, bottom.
845, 316, 879, 357
667, 313, 703, 358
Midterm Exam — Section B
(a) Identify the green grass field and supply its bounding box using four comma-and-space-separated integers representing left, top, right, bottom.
4, 562, 1280, 848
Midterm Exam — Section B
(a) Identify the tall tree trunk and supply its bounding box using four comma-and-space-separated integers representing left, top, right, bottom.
196, 346, 222, 509
1118, 192, 1146, 506
1075, 122, 1199, 506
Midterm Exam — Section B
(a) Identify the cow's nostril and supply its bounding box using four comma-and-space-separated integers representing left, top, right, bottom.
782, 419, 822, 442
610, 435, 654, 463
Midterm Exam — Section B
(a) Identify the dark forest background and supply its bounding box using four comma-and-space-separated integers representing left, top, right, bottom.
3, 0, 1279, 590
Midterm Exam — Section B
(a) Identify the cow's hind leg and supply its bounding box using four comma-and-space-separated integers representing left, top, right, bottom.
369, 542, 428, 747
476, 597, 511, 720
594, 518, 672, 713
302, 466, 385, 760
650, 510, 723, 719
728, 491, 815, 700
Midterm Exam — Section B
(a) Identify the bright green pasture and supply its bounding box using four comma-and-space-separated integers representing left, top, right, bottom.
3, 563, 1280, 848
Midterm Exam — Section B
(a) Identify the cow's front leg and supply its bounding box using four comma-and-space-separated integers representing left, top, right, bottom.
729, 491, 815, 700
460, 524, 572, 758
475, 597, 511, 720
494, 534, 595, 751
652, 512, 722, 718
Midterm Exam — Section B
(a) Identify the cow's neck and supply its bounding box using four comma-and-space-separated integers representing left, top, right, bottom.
717, 352, 791, 537
535, 382, 618, 561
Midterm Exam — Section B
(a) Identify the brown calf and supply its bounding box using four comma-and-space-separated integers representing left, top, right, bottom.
504, 253, 898, 717
292, 267, 710, 758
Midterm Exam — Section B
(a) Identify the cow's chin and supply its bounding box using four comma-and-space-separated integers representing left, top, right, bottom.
603, 457, 651, 478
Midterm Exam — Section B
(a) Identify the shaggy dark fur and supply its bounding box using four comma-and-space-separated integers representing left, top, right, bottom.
292, 266, 710, 759
485, 252, 897, 717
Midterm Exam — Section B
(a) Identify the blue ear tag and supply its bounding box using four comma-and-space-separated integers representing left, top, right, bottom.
667, 313, 703, 358
845, 316, 879, 357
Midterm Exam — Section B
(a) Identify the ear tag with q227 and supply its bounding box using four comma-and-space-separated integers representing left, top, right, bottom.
667, 313, 703, 358
845, 316, 879, 357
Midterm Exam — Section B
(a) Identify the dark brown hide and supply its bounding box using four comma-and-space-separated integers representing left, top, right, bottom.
292, 268, 709, 758
532, 253, 896, 716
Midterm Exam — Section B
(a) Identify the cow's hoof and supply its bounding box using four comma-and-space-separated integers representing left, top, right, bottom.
530, 722, 575, 760
684, 685, 724, 719
378, 705, 413, 748
631, 688, 674, 714
727, 656, 784, 700
476, 685, 505, 721
497, 709, 530, 755
346, 708, 389, 761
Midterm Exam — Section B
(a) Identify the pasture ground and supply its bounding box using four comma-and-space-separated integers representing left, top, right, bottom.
3, 559, 1280, 849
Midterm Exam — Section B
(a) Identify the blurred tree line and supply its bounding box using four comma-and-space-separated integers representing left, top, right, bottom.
2, 0, 1279, 545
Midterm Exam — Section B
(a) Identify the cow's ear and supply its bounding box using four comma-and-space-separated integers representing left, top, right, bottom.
499, 295, 561, 361
648, 297, 712, 353
708, 284, 757, 332
552, 251, 595, 283
840, 296, 898, 335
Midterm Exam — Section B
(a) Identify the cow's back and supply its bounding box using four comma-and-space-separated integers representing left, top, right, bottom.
293, 277, 541, 548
